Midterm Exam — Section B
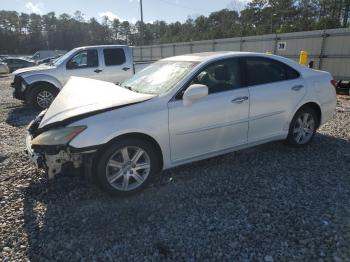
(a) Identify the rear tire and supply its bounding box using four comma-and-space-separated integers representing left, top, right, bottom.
95, 138, 160, 196
285, 107, 318, 147
27, 84, 58, 111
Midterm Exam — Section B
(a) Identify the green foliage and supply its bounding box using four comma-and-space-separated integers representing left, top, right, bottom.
0, 0, 349, 54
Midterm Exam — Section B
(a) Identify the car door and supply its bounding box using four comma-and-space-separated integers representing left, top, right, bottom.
168, 58, 250, 162
244, 56, 306, 142
101, 47, 133, 84
63, 49, 104, 84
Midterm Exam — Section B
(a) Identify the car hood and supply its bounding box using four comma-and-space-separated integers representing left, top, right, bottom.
13, 64, 55, 75
39, 77, 156, 129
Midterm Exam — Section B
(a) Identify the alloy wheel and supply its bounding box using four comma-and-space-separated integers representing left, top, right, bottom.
36, 90, 54, 109
105, 146, 151, 191
293, 112, 315, 144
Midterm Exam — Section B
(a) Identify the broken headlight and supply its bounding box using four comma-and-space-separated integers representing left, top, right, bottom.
31, 126, 86, 146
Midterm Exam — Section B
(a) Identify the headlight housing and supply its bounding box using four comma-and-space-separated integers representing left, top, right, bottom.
21, 81, 26, 91
31, 126, 86, 146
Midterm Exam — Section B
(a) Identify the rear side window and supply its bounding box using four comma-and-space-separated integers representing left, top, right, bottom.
245, 57, 299, 86
103, 48, 126, 66
286, 65, 300, 80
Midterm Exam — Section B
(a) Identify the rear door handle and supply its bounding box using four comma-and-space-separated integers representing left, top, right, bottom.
291, 85, 304, 91
94, 69, 103, 73
231, 96, 248, 103
122, 67, 130, 71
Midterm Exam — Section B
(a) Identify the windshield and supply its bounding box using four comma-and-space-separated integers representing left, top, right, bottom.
122, 61, 197, 95
51, 49, 76, 66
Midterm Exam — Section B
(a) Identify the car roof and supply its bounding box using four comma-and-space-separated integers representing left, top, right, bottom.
75, 45, 129, 50
161, 51, 281, 62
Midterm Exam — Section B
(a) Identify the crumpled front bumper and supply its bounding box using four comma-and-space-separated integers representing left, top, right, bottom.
25, 132, 45, 169
25, 132, 86, 179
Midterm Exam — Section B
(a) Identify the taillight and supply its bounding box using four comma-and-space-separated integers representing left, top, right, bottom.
331, 80, 337, 88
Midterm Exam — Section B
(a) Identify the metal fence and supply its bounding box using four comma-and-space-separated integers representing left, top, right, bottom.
132, 27, 350, 80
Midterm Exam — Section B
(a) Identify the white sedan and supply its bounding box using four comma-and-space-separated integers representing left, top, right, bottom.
26, 52, 336, 195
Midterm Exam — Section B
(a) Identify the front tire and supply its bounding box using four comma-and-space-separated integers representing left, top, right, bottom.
285, 107, 318, 147
27, 84, 58, 110
95, 138, 160, 196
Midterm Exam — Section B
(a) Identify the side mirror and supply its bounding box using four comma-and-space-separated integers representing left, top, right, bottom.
67, 61, 78, 69
183, 84, 208, 106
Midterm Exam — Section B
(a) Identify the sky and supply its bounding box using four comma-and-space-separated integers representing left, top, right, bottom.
3, 0, 248, 23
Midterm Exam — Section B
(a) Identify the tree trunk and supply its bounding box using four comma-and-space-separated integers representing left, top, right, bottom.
343, 0, 350, 26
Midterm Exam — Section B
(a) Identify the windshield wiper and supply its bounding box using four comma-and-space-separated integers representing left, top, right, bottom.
123, 85, 143, 93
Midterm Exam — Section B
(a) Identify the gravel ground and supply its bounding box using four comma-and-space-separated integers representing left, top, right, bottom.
0, 74, 350, 261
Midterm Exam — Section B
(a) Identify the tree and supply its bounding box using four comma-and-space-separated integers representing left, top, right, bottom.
0, 1, 349, 54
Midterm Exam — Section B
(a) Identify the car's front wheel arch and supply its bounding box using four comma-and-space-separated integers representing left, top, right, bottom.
26, 81, 59, 110
92, 133, 164, 179
92, 133, 163, 195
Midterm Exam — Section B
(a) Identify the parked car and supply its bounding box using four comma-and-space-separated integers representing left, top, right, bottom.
3, 57, 36, 73
0, 62, 9, 74
12, 45, 134, 110
0, 55, 8, 61
37, 55, 61, 65
335, 80, 350, 95
25, 52, 337, 196
31, 50, 67, 62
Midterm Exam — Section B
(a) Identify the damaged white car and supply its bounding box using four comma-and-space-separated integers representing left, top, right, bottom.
26, 52, 336, 195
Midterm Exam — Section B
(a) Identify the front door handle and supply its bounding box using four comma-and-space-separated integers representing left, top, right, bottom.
291, 85, 304, 91
232, 96, 248, 103
94, 69, 103, 73
122, 67, 130, 71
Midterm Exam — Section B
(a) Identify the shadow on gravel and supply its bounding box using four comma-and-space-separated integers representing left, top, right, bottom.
22, 133, 350, 261
6, 105, 37, 127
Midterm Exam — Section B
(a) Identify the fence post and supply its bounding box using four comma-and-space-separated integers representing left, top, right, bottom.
273, 33, 279, 54
240, 37, 244, 51
173, 44, 175, 56
319, 29, 330, 70
150, 46, 153, 61
140, 47, 143, 61
160, 44, 163, 58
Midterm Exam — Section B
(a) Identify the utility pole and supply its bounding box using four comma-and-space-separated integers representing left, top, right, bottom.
140, 0, 144, 45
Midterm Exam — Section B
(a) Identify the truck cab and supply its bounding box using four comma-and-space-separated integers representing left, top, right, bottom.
12, 45, 134, 110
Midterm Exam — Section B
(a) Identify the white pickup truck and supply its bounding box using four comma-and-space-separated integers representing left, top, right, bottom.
12, 45, 135, 110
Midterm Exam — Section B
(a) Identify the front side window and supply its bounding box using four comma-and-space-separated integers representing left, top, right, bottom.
66, 49, 98, 69
189, 58, 241, 94
245, 57, 299, 86
104, 48, 126, 66
121, 61, 197, 95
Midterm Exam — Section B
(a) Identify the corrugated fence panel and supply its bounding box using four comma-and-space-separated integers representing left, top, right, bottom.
133, 47, 141, 61
175, 43, 191, 56
141, 47, 152, 61
324, 28, 350, 56
322, 58, 350, 79
276, 30, 323, 57
152, 46, 162, 60
241, 34, 275, 53
215, 38, 241, 51
132, 28, 350, 79
162, 45, 174, 57
192, 41, 213, 53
